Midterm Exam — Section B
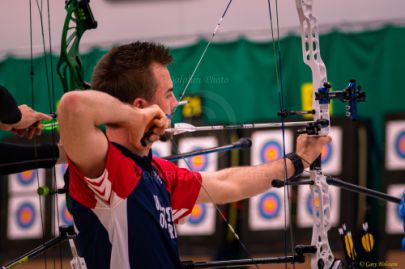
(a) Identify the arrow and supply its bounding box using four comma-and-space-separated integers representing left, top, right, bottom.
166, 120, 319, 136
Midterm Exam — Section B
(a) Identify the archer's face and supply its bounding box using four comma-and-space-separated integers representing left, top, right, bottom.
149, 63, 178, 115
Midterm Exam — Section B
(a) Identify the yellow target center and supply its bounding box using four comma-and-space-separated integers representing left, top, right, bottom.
314, 197, 320, 207
401, 139, 405, 150
264, 200, 275, 211
193, 156, 203, 166
321, 145, 327, 158
22, 170, 32, 178
21, 209, 31, 222
65, 210, 73, 220
266, 149, 277, 160
191, 205, 201, 216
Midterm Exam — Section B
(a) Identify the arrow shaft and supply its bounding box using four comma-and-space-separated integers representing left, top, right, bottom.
167, 120, 314, 134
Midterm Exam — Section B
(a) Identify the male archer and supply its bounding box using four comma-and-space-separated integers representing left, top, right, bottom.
57, 41, 331, 269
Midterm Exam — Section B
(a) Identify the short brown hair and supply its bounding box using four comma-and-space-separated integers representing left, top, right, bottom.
91, 41, 172, 103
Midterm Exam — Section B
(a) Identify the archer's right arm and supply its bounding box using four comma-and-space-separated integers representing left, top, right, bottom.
57, 90, 166, 178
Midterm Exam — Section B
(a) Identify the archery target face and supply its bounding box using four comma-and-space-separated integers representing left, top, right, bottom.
258, 192, 282, 219
321, 144, 333, 164
187, 149, 209, 171
248, 188, 289, 230
251, 130, 293, 165
8, 195, 43, 239
151, 141, 172, 158
176, 203, 216, 236
320, 127, 342, 175
385, 121, 405, 170
385, 184, 405, 234
177, 136, 218, 172
9, 169, 45, 194
55, 163, 68, 189
296, 184, 341, 228
396, 132, 405, 158
54, 195, 74, 235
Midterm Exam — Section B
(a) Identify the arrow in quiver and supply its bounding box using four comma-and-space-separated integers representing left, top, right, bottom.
338, 224, 357, 269
360, 223, 374, 253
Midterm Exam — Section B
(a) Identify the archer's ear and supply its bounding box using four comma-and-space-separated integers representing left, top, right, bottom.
132, 98, 147, 108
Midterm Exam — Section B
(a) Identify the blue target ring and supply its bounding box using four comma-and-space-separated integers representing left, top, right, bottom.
16, 170, 36, 186
60, 203, 73, 225
187, 147, 209, 171
321, 143, 333, 165
394, 131, 405, 159
258, 192, 281, 219
16, 202, 36, 229
59, 164, 68, 175
395, 204, 402, 222
306, 194, 314, 216
260, 141, 282, 163
188, 204, 207, 225
151, 149, 161, 157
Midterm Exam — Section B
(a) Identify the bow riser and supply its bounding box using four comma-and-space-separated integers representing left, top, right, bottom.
296, 1, 338, 268
296, 0, 329, 135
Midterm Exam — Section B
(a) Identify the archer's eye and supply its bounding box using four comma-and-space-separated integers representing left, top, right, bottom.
166, 91, 175, 99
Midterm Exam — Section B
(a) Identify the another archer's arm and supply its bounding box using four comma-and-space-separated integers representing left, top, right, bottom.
197, 134, 331, 204
0, 85, 52, 138
0, 142, 63, 175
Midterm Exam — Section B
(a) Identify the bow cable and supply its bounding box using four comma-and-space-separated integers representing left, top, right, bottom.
266, 0, 297, 268
30, 0, 62, 267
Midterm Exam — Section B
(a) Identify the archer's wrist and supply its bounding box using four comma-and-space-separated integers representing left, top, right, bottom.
120, 105, 144, 128
285, 152, 304, 177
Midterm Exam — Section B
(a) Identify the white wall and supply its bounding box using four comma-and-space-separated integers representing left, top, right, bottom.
0, 0, 404, 58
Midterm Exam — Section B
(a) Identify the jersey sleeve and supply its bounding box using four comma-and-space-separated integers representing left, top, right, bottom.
152, 157, 202, 223
68, 142, 142, 209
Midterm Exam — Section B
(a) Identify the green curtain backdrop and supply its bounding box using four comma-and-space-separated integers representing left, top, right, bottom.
1, 25, 405, 146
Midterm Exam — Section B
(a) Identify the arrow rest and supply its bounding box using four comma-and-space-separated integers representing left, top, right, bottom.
297, 119, 330, 135
278, 109, 315, 119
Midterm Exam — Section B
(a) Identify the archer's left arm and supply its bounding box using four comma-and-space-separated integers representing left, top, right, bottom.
196, 134, 331, 204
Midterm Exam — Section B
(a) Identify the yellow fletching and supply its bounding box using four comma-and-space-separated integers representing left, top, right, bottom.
344, 235, 357, 259
361, 233, 374, 252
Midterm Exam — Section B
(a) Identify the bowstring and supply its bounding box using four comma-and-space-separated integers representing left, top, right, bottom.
44, 0, 64, 266
266, 0, 296, 267
168, 0, 260, 267
34, 0, 61, 267
29, 1, 49, 268
175, 0, 233, 109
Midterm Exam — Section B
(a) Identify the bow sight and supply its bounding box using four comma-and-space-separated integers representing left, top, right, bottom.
279, 80, 366, 135
316, 80, 366, 121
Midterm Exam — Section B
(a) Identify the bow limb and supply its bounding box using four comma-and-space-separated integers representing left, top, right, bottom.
296, 1, 340, 268
57, 0, 97, 93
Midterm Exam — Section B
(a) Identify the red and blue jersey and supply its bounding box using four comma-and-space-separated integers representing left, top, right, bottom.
68, 142, 202, 269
